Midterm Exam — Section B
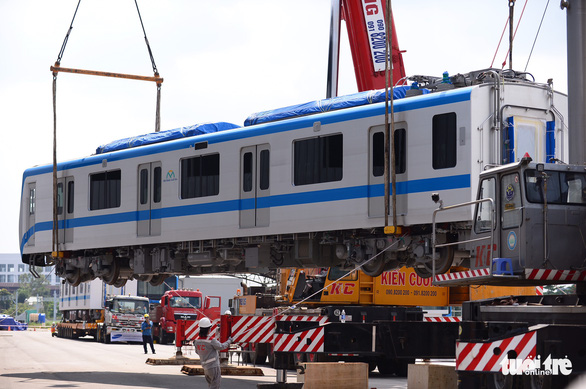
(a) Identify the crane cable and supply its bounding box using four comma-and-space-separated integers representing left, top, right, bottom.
51, 0, 82, 264
134, 0, 162, 132
489, 0, 529, 69
51, 0, 163, 261
501, 0, 529, 70
524, 0, 551, 72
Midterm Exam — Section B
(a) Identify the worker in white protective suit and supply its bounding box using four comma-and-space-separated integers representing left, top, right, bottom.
194, 317, 233, 389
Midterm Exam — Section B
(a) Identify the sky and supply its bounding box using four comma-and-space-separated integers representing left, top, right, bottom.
0, 0, 568, 254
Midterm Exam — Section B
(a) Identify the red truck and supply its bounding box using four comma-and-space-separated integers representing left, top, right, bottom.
150, 289, 221, 344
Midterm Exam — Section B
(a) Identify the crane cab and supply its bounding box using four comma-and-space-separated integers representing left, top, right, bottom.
434, 156, 586, 286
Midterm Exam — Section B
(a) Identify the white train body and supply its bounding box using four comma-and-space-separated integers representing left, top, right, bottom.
19, 74, 569, 285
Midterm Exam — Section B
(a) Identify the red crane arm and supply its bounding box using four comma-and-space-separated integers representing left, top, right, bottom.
341, 0, 406, 92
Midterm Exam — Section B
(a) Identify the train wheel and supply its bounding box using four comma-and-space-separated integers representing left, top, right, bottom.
65, 268, 83, 287
113, 278, 127, 288
149, 274, 166, 286
360, 257, 387, 277
101, 261, 120, 285
413, 246, 453, 279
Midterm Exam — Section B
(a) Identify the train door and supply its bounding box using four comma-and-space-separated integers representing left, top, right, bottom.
239, 144, 270, 228
137, 162, 162, 236
368, 125, 407, 217
26, 183, 36, 246
472, 176, 499, 270
499, 172, 523, 269
57, 177, 75, 244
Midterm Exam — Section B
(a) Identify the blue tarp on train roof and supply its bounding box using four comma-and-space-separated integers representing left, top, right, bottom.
244, 85, 429, 126
95, 122, 241, 154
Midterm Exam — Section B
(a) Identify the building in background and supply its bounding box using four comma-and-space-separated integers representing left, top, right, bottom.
0, 253, 60, 293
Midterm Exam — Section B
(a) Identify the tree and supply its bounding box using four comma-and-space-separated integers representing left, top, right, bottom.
0, 288, 13, 311
17, 273, 51, 306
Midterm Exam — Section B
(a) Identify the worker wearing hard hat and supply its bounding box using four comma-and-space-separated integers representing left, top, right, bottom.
194, 317, 233, 389
141, 314, 156, 354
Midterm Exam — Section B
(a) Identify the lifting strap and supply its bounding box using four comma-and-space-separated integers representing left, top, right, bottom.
51, 0, 163, 260
384, 0, 397, 229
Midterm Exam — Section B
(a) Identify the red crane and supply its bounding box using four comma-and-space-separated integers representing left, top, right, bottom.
327, 0, 406, 97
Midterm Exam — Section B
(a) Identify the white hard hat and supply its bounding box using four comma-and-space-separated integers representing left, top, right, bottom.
199, 317, 212, 328
224, 310, 232, 315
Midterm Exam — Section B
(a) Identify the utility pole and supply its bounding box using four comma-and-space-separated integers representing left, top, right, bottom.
53, 290, 57, 322
14, 290, 18, 319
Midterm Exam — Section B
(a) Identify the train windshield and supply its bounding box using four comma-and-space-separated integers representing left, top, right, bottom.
525, 170, 586, 205
112, 299, 149, 314
170, 296, 201, 309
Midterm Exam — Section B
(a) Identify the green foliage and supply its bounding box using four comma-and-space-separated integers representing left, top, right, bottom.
0, 273, 55, 318
0, 289, 13, 310
18, 273, 51, 301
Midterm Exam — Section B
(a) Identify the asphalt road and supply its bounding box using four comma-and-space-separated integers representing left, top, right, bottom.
0, 330, 408, 389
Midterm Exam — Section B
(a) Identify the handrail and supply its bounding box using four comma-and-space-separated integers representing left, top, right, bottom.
431, 198, 495, 282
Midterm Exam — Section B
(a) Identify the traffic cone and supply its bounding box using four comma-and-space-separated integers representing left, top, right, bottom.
7, 326, 11, 331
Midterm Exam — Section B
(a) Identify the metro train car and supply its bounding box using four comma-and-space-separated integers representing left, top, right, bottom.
19, 70, 572, 286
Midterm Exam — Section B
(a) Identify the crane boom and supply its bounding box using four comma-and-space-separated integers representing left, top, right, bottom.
328, 0, 406, 97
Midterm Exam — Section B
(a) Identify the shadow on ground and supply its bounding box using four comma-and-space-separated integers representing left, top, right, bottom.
1, 370, 264, 388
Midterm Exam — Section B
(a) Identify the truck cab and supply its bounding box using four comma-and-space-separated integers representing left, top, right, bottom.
152, 289, 221, 344
101, 295, 150, 343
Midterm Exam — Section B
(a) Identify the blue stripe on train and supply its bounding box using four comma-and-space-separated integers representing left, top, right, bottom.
20, 174, 470, 251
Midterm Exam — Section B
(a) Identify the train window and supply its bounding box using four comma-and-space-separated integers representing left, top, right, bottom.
153, 166, 162, 203
56, 183, 64, 215
67, 181, 74, 214
432, 113, 457, 169
29, 187, 36, 215
260, 149, 270, 190
373, 132, 384, 176
372, 129, 406, 177
89, 170, 121, 210
140, 168, 149, 205
294, 134, 343, 185
180, 153, 220, 199
474, 177, 496, 234
501, 173, 522, 229
243, 152, 253, 192
395, 128, 406, 174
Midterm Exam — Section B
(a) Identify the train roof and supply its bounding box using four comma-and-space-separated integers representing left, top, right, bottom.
22, 85, 476, 183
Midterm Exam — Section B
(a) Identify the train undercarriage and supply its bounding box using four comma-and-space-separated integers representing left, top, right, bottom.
24, 226, 462, 287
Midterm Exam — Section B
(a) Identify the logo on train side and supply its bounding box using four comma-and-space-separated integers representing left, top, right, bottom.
164, 170, 177, 183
